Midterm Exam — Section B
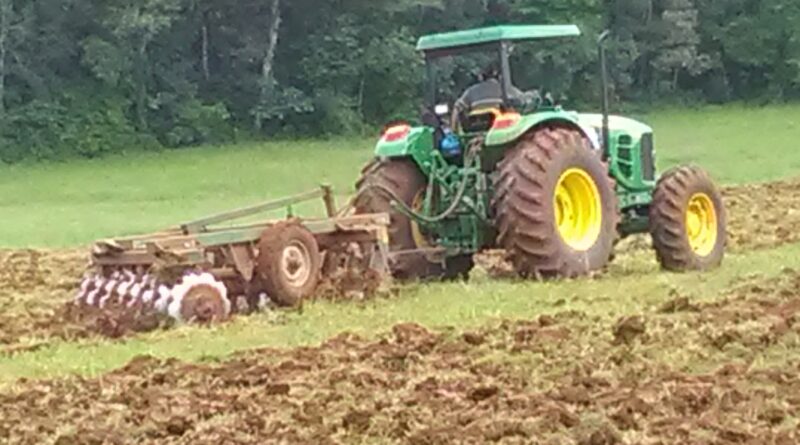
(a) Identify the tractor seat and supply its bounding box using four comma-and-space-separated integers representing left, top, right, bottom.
460, 107, 502, 133
455, 80, 506, 132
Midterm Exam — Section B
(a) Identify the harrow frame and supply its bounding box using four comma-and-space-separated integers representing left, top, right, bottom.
87, 185, 391, 312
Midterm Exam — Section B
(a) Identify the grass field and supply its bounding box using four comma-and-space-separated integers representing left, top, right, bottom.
2, 243, 800, 384
1, 105, 800, 442
0, 103, 798, 382
1, 104, 799, 248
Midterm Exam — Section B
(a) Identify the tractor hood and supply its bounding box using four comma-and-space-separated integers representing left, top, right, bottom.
577, 114, 653, 140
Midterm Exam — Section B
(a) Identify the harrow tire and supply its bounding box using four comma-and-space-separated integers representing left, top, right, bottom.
354, 158, 474, 281
650, 165, 726, 271
493, 127, 619, 278
257, 223, 322, 307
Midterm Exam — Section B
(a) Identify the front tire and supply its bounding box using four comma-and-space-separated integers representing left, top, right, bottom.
493, 127, 618, 278
650, 165, 726, 271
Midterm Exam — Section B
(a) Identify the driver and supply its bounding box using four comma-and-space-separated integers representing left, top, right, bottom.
455, 64, 538, 113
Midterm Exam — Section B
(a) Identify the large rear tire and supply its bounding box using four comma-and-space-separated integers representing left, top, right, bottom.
650, 165, 726, 271
354, 159, 474, 281
493, 127, 618, 278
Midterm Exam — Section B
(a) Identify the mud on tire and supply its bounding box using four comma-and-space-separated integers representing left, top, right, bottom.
493, 127, 619, 278
257, 223, 322, 306
650, 165, 726, 271
354, 159, 474, 281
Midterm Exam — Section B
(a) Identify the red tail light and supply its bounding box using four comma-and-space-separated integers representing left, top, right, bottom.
492, 112, 521, 130
383, 124, 411, 142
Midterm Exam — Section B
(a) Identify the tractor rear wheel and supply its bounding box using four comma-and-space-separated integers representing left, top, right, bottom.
493, 127, 618, 278
354, 159, 474, 281
257, 223, 322, 307
650, 165, 726, 271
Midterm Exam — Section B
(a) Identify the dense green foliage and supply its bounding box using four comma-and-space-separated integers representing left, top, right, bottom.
0, 0, 797, 162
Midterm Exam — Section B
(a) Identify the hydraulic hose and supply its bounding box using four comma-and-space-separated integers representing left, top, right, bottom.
364, 145, 479, 224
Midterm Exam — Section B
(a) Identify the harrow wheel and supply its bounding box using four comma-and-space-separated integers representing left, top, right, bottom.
650, 165, 726, 271
257, 223, 322, 307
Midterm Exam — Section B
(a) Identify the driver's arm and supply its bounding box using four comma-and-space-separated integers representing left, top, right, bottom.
508, 85, 542, 109
454, 85, 475, 112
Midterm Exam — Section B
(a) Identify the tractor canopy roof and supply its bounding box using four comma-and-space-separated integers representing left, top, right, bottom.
416, 25, 581, 57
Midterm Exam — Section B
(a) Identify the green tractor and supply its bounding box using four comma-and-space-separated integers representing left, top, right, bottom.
355, 25, 726, 280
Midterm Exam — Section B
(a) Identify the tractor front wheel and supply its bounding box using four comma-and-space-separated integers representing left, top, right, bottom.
493, 127, 619, 278
650, 165, 726, 271
354, 159, 474, 281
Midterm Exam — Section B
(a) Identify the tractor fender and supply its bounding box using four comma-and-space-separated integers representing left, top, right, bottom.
374, 126, 436, 174
485, 111, 601, 150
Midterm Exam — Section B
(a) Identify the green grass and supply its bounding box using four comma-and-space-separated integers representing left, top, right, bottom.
642, 103, 800, 183
1, 241, 799, 386
0, 138, 374, 248
1, 104, 800, 385
0, 104, 799, 248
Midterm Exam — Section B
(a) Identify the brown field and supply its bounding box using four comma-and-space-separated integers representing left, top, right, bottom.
1, 270, 799, 444
0, 179, 799, 444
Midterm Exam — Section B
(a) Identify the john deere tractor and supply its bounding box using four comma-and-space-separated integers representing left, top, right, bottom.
355, 25, 726, 280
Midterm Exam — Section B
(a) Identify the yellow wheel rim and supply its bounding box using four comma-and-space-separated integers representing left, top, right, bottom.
410, 191, 431, 248
685, 193, 718, 257
554, 168, 603, 251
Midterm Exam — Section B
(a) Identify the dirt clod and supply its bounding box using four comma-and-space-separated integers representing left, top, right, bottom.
613, 316, 646, 345
578, 424, 622, 445
659, 296, 697, 313
467, 385, 499, 402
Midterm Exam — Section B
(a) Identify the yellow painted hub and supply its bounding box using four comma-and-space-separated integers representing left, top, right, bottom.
554, 168, 603, 251
685, 193, 718, 257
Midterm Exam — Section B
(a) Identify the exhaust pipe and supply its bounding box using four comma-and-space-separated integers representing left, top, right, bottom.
598, 30, 611, 160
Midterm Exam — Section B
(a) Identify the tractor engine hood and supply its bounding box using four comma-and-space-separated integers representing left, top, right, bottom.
577, 113, 653, 141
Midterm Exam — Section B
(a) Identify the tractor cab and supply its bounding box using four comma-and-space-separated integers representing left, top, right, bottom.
364, 24, 727, 282
417, 25, 580, 136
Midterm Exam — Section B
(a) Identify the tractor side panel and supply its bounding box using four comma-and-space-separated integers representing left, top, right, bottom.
606, 129, 657, 208
576, 113, 657, 206
374, 126, 436, 175
484, 111, 600, 149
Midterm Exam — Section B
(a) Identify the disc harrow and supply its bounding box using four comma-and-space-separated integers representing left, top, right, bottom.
73, 186, 391, 326
75, 271, 231, 323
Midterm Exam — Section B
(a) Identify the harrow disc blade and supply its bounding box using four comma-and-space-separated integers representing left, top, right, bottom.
74, 271, 232, 325
168, 273, 231, 323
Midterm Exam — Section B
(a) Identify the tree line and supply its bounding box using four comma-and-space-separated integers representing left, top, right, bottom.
0, 0, 797, 163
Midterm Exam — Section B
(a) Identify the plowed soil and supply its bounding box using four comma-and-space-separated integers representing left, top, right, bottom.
0, 249, 180, 352
0, 180, 800, 444
724, 179, 800, 250
2, 179, 800, 350
1, 268, 799, 444
0, 250, 93, 351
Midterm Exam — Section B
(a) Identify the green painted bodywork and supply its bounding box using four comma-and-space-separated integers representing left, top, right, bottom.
484, 109, 584, 147
416, 25, 581, 52
576, 114, 656, 213
373, 24, 661, 258
373, 111, 657, 249
375, 127, 436, 174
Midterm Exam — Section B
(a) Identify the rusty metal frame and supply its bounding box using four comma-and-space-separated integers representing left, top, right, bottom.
90, 186, 391, 283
